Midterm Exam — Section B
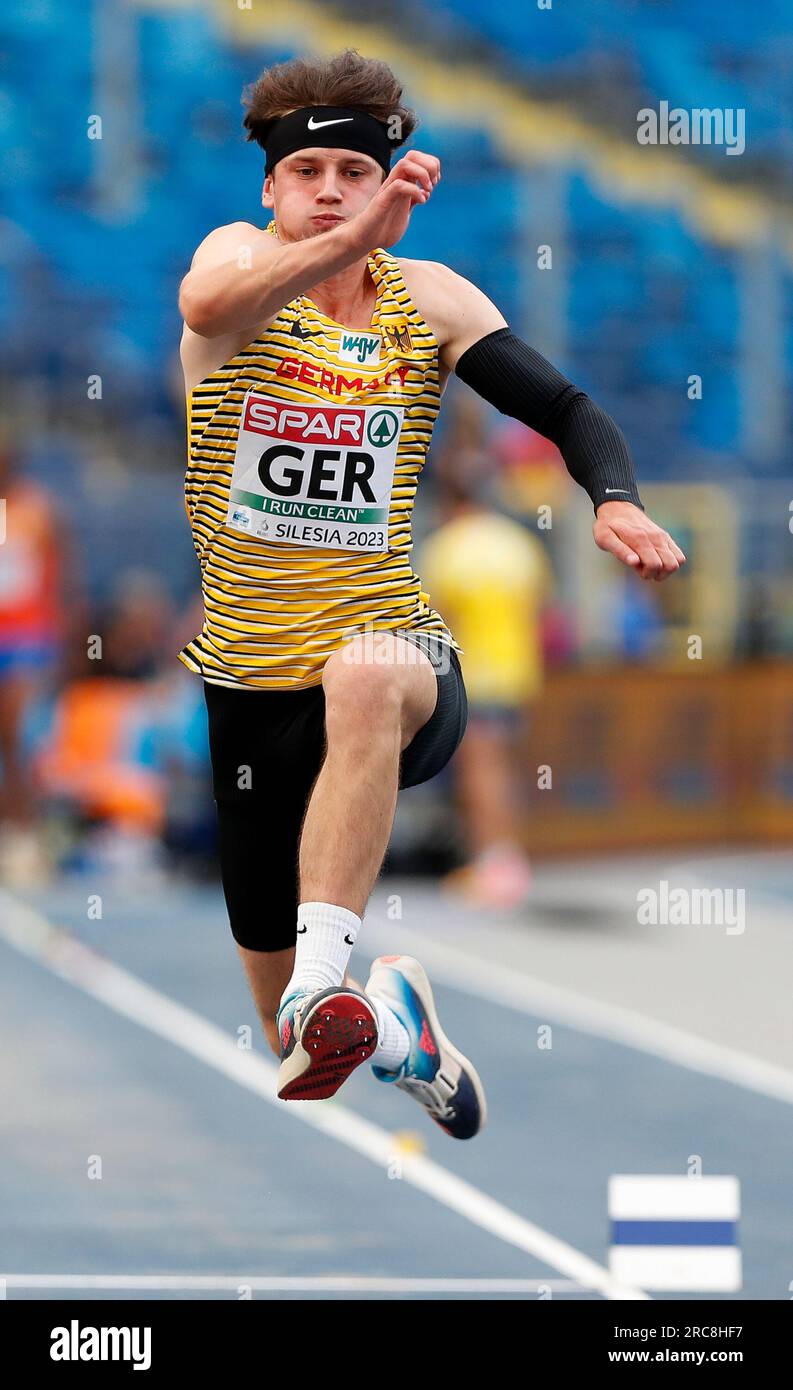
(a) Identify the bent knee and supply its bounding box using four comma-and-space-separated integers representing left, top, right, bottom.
322, 650, 402, 727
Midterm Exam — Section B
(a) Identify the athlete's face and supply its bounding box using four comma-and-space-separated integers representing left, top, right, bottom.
262, 150, 386, 241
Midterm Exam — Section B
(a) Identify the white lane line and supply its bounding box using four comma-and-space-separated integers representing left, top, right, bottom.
1, 1275, 585, 1295
0, 889, 647, 1302
361, 917, 793, 1106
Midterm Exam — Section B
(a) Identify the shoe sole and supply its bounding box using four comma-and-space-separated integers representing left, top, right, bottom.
368, 955, 487, 1136
277, 990, 379, 1101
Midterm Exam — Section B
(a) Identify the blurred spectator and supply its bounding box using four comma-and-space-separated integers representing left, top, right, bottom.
421, 394, 553, 909
97, 569, 176, 680
491, 418, 573, 524
29, 574, 214, 879
0, 443, 76, 884
33, 676, 166, 836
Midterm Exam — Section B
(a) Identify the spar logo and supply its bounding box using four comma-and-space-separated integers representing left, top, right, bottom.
243, 400, 399, 452
244, 398, 366, 444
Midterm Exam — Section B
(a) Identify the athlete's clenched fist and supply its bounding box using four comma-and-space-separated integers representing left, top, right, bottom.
346, 151, 441, 252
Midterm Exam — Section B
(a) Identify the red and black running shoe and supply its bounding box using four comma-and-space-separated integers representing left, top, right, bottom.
276, 985, 379, 1101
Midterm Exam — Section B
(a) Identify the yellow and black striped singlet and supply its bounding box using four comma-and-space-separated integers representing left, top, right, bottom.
178, 221, 461, 690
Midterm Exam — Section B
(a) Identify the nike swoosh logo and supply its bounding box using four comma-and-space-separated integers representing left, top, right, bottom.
344, 934, 354, 946
307, 116, 354, 130
297, 925, 307, 934
290, 320, 318, 339
604, 488, 631, 495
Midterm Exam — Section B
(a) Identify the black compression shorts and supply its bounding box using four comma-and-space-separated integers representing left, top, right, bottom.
203, 632, 468, 952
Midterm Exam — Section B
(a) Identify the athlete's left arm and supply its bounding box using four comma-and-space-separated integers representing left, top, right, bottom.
422, 262, 685, 581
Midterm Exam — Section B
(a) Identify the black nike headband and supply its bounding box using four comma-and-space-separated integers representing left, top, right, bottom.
263, 106, 398, 177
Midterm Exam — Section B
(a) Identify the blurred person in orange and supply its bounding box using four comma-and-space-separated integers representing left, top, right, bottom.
32, 572, 176, 874
420, 394, 554, 910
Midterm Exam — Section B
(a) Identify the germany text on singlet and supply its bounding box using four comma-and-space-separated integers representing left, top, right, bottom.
178, 220, 462, 690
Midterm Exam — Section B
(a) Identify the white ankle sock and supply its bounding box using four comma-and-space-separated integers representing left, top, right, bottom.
368, 994, 410, 1072
280, 901, 361, 1008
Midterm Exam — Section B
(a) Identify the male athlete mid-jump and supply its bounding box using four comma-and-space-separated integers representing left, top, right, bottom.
178, 51, 685, 1140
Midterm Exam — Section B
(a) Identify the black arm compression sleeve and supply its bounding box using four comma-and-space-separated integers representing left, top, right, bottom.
453, 327, 644, 513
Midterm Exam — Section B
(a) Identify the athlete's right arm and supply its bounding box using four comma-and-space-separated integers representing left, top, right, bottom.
178, 219, 354, 338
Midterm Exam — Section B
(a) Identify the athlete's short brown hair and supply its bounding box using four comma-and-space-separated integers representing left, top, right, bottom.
242, 47, 418, 171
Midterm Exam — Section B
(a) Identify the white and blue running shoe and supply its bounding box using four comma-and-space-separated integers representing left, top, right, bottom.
365, 955, 486, 1140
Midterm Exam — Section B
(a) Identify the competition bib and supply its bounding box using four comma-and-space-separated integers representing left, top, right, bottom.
227, 392, 403, 552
